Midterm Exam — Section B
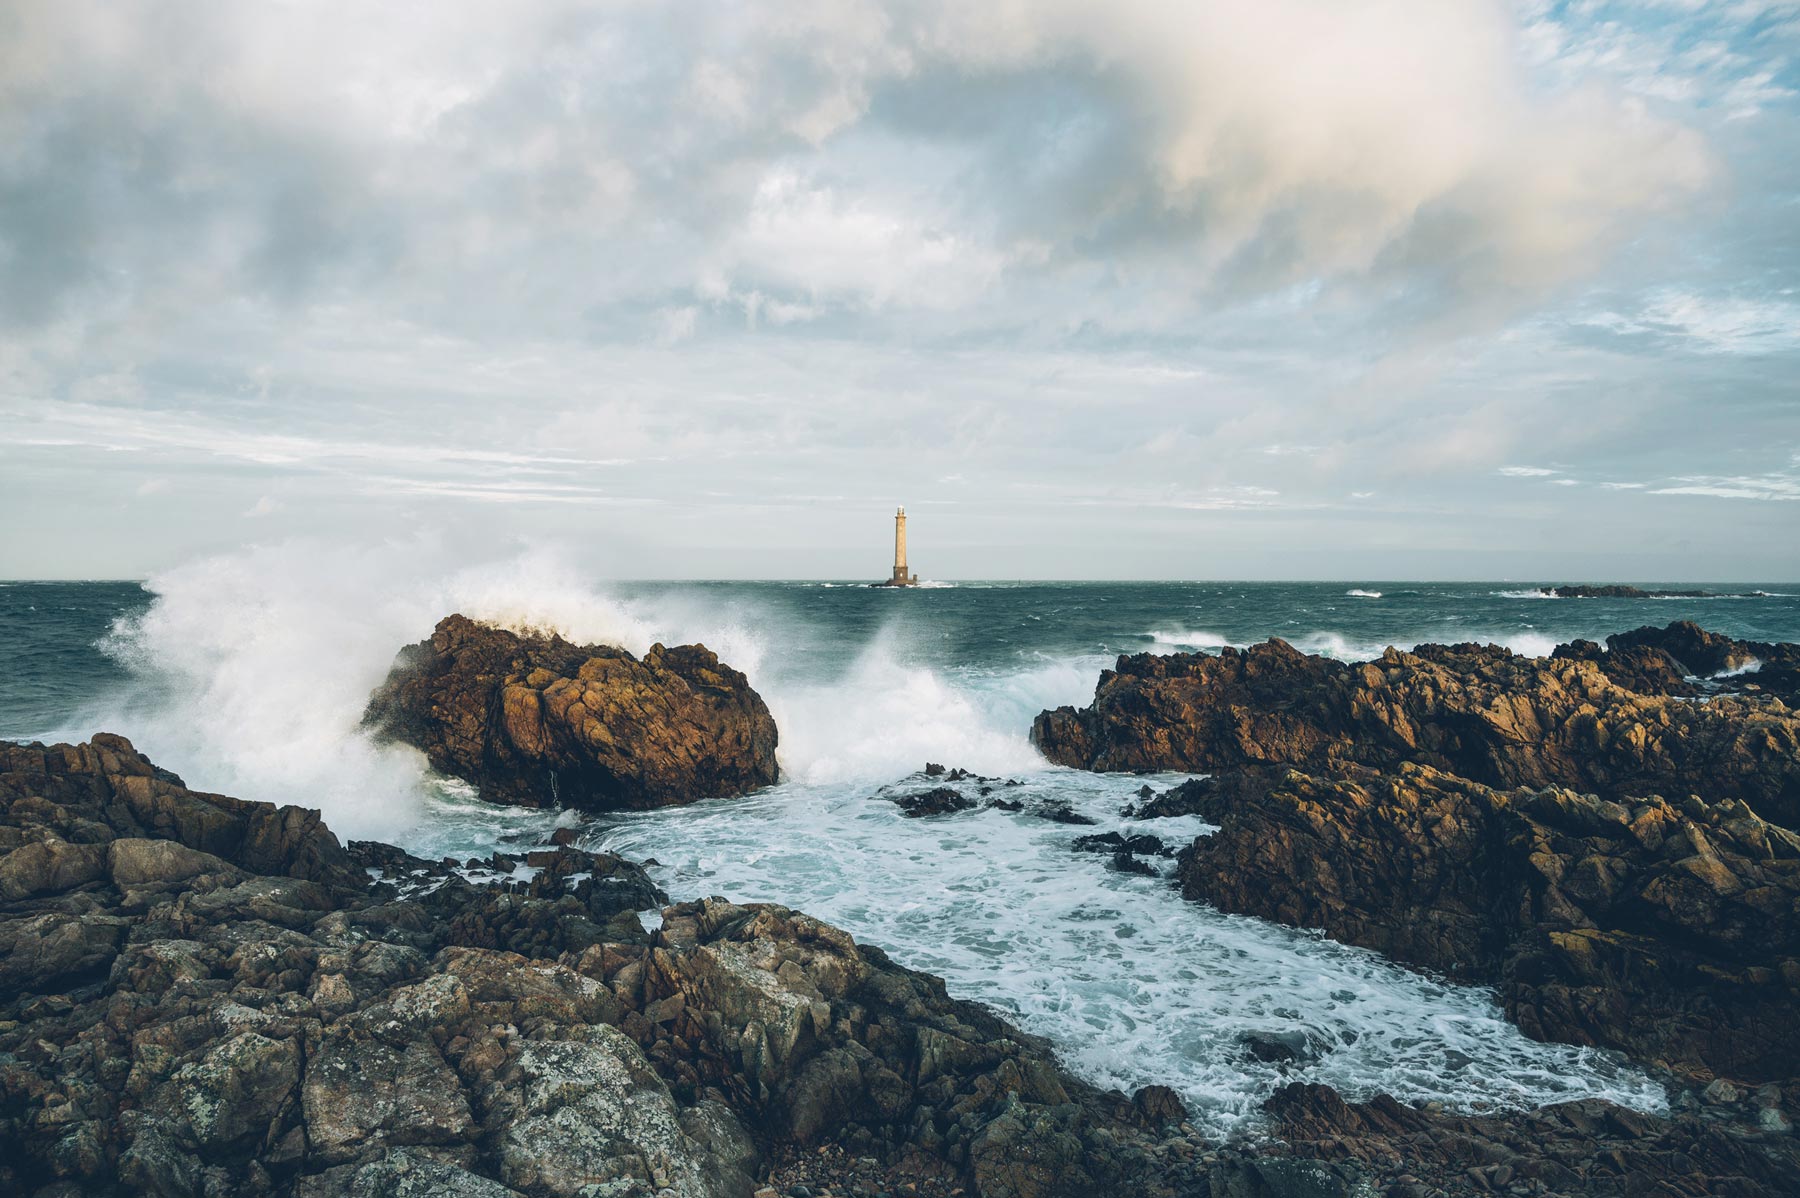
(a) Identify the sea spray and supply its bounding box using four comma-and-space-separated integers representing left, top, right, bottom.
90, 540, 681, 839
79, 540, 1069, 832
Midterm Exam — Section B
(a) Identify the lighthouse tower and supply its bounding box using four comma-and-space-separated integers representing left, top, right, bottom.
874, 506, 920, 586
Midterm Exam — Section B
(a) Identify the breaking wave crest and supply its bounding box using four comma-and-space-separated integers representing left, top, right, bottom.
73, 540, 1068, 837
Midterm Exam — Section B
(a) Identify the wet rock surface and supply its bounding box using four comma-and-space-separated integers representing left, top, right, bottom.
1033, 623, 1800, 1193
0, 736, 1237, 1198
1176, 764, 1800, 1085
1594, 620, 1800, 703
1031, 626, 1800, 829
1261, 1081, 1800, 1198
364, 613, 780, 811
8, 736, 1796, 1197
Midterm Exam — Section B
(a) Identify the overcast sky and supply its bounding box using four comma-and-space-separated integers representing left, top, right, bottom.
2, 0, 1797, 580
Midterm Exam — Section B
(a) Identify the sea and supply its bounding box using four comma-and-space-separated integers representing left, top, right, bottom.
5, 551, 1798, 1137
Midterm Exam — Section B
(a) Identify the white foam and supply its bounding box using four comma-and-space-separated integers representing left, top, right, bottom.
1288, 631, 1394, 661
82, 539, 720, 840
1345, 589, 1383, 598
592, 770, 1666, 1137
768, 634, 1048, 785
71, 539, 1042, 832
1145, 628, 1230, 652
1713, 658, 1763, 678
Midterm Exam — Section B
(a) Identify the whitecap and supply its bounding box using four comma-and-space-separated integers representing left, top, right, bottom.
1144, 628, 1229, 652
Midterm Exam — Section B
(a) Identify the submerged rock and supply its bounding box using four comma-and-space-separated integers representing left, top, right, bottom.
1031, 632, 1800, 828
1071, 831, 1169, 857
891, 787, 979, 817
364, 613, 779, 811
1176, 763, 1800, 1085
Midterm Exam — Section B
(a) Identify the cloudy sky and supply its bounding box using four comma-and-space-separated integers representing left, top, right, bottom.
2, 0, 1797, 580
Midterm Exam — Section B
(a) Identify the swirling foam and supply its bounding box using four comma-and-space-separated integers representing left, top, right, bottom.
592, 770, 1666, 1138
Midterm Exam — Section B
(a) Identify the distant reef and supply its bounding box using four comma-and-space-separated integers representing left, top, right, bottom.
1535, 584, 1764, 598
364, 614, 779, 811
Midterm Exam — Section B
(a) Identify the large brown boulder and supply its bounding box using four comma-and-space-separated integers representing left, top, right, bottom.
1175, 764, 1800, 1084
364, 613, 779, 810
1031, 634, 1800, 828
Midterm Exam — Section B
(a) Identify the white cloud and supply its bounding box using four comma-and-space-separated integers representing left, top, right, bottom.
0, 0, 1793, 579
714, 169, 1008, 312
1651, 472, 1800, 500
1581, 290, 1800, 354
0, 0, 1713, 334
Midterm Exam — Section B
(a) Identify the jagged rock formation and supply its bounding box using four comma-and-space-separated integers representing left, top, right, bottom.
1262, 1083, 1800, 1198
1, 736, 1252, 1198
1031, 633, 1800, 829
1174, 764, 1800, 1084
364, 614, 779, 810
1554, 620, 1800, 703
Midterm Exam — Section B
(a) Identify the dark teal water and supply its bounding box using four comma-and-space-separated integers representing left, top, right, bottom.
5, 578, 1799, 743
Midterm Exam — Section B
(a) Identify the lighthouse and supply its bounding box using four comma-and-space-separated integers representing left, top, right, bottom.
872, 506, 920, 587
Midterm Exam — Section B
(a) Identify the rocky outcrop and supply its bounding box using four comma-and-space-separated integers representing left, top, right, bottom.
1175, 764, 1800, 1084
1031, 633, 1800, 828
9, 736, 1799, 1197
364, 614, 780, 811
1261, 1082, 1800, 1198
1539, 585, 1721, 599
1569, 620, 1800, 703
1, 736, 1253, 1198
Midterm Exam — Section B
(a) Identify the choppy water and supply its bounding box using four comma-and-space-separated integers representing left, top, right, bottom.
5, 551, 1798, 1135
